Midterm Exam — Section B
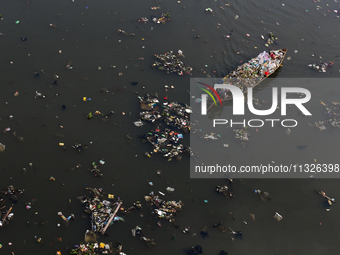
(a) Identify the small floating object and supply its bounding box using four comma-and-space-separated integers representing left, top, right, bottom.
274, 212, 283, 221
166, 187, 175, 193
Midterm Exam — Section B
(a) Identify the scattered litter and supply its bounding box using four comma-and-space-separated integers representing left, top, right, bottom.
118, 29, 135, 36
307, 61, 333, 72
70, 242, 114, 254
234, 128, 250, 141
132, 225, 156, 247
201, 133, 219, 140
145, 191, 183, 222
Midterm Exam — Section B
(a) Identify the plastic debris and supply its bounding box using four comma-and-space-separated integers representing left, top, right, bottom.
166, 187, 175, 193
274, 212, 283, 221
308, 61, 333, 72
152, 51, 193, 75
35, 91, 45, 98
145, 191, 183, 222
70, 242, 113, 254
315, 121, 326, 131
151, 13, 171, 24
205, 8, 213, 14
0, 143, 5, 152
202, 133, 219, 140
234, 128, 250, 141
77, 188, 123, 234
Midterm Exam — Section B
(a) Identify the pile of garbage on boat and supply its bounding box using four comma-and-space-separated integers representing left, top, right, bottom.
219, 49, 287, 97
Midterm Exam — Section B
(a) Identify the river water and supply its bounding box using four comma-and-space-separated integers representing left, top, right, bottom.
0, 0, 340, 254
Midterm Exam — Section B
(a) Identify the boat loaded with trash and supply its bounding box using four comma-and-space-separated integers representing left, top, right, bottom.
208, 48, 287, 111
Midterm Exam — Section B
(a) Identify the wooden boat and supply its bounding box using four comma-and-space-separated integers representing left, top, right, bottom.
207, 48, 287, 111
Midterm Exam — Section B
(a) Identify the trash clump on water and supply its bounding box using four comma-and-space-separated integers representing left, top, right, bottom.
233, 128, 250, 141
77, 188, 123, 234
162, 101, 191, 132
216, 185, 229, 195
88, 160, 106, 177
264, 32, 278, 47
0, 185, 24, 227
72, 142, 88, 152
307, 61, 333, 72
140, 128, 189, 161
201, 133, 220, 140
139, 111, 162, 123
152, 51, 193, 75
138, 94, 160, 111
69, 242, 114, 255
313, 101, 340, 130
136, 94, 192, 161
151, 13, 170, 24
144, 191, 183, 223
323, 101, 340, 128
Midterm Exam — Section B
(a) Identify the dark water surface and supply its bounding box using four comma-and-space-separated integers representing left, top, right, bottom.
1, 0, 340, 254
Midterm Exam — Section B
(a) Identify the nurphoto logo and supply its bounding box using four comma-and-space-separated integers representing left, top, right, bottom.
198, 82, 312, 128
